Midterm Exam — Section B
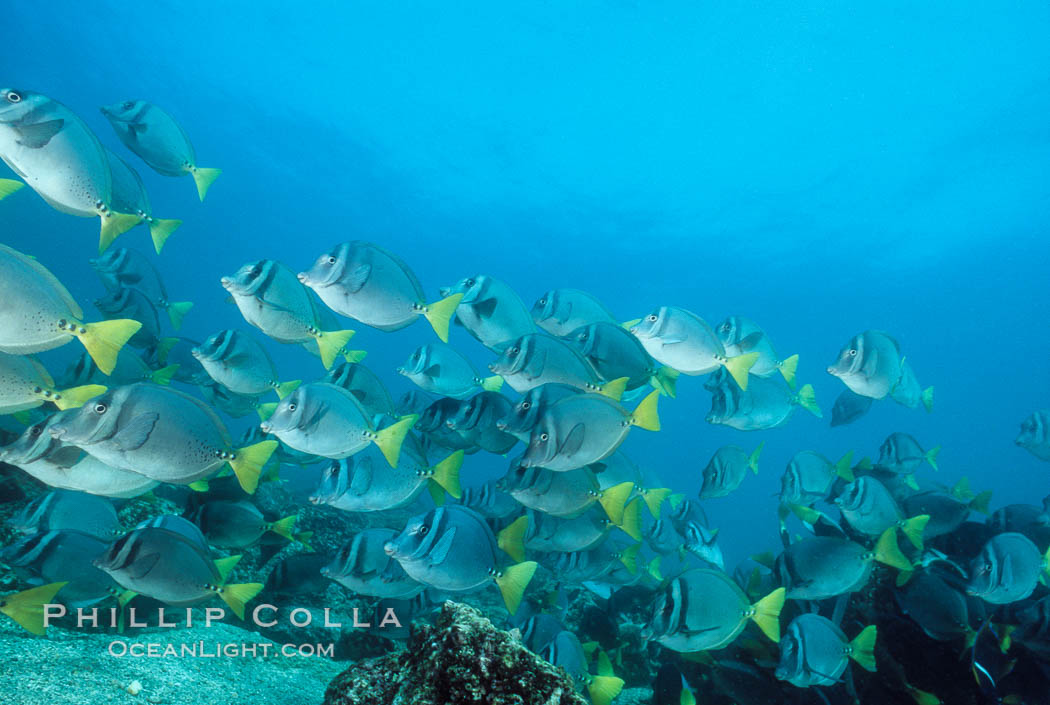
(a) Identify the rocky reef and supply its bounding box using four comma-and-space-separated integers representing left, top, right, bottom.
323, 601, 588, 705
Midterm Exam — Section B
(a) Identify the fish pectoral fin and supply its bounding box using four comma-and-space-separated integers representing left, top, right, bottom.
15, 119, 65, 148
423, 364, 442, 378
343, 263, 372, 293
112, 412, 160, 451
127, 550, 163, 580
471, 297, 499, 319
427, 526, 457, 568
348, 459, 374, 495
558, 422, 587, 457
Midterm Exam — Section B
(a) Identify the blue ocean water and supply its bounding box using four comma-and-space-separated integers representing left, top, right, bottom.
3, 0, 1049, 576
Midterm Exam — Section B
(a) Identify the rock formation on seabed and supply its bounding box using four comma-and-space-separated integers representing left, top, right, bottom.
322, 601, 587, 705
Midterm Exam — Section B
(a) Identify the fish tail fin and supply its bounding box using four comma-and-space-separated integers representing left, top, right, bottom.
188, 480, 209, 492
342, 349, 368, 363
616, 497, 644, 541
314, 329, 356, 370
619, 543, 640, 574
1043, 545, 1050, 577
598, 481, 635, 525
750, 587, 785, 643
598, 376, 629, 402
0, 178, 25, 200
921, 386, 935, 413
969, 490, 993, 515
778, 353, 799, 389
274, 380, 301, 400
849, 625, 878, 672
749, 441, 764, 475
430, 450, 464, 499
426, 481, 447, 506
642, 487, 672, 519
165, 300, 193, 330
294, 531, 314, 550
268, 514, 298, 541
630, 389, 661, 431
795, 383, 822, 418
596, 650, 615, 677
497, 515, 529, 563
723, 351, 759, 390
895, 569, 914, 587
98, 211, 142, 253
149, 364, 180, 386
900, 515, 929, 551
587, 676, 625, 705
422, 293, 463, 342
950, 476, 973, 502
117, 590, 138, 608
906, 685, 942, 705
190, 167, 222, 201
751, 551, 775, 569
480, 375, 504, 392
647, 556, 663, 581
834, 451, 855, 482
874, 527, 912, 572
77, 319, 142, 375
214, 555, 243, 583
925, 445, 941, 471
494, 561, 537, 615
0, 581, 67, 635
789, 503, 821, 526
218, 582, 263, 620
372, 414, 417, 468
148, 217, 182, 254
155, 337, 179, 364
651, 366, 679, 398
256, 402, 278, 421
53, 384, 107, 410
229, 440, 278, 494
680, 684, 697, 705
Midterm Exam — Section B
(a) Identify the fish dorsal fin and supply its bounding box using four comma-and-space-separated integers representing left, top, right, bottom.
559, 423, 587, 458
343, 263, 372, 293
473, 297, 499, 319
427, 525, 457, 567
15, 119, 64, 149
112, 412, 159, 451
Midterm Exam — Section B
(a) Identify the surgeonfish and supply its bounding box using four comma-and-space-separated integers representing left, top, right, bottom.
531, 289, 616, 337
698, 443, 763, 500
441, 274, 536, 351
967, 532, 1050, 605
1016, 410, 1050, 462
323, 528, 424, 599
103, 147, 181, 254
826, 330, 903, 400
0, 351, 105, 414
192, 329, 300, 399
189, 500, 299, 549
399, 341, 503, 399
489, 332, 628, 398
8, 489, 121, 540
90, 247, 191, 327
715, 316, 799, 388
775, 613, 877, 687
541, 630, 625, 705
706, 370, 821, 430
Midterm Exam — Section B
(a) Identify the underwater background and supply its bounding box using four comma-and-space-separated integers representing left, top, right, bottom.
2, 2, 1050, 704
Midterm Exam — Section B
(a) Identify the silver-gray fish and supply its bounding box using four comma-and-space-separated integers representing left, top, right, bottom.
458, 481, 519, 520
706, 371, 820, 430
875, 432, 940, 474
100, 100, 221, 201
192, 329, 299, 399
715, 316, 798, 387
445, 391, 518, 454
682, 520, 724, 570
189, 500, 299, 549
541, 630, 625, 705
897, 570, 973, 642
774, 530, 911, 600
779, 450, 854, 508
2, 530, 125, 608
0, 243, 141, 375
775, 613, 877, 687
399, 341, 502, 399
834, 476, 929, 550
383, 504, 537, 613
489, 333, 626, 398
1016, 411, 1050, 462
103, 147, 181, 254
442, 274, 536, 351
299, 241, 461, 341
496, 382, 581, 442
63, 348, 178, 389
566, 321, 677, 396
323, 528, 423, 599
525, 507, 613, 553
530, 289, 616, 337
9, 489, 121, 540
967, 532, 1050, 605
890, 359, 934, 412
498, 460, 636, 529
324, 361, 396, 417
49, 383, 276, 493
698, 443, 763, 500
0, 351, 105, 414
415, 396, 477, 453
94, 287, 160, 349
90, 248, 190, 327
0, 89, 140, 251
826, 330, 903, 400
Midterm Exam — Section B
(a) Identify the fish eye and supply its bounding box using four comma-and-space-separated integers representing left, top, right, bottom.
326, 256, 337, 265
647, 314, 657, 322
250, 264, 262, 278
288, 403, 297, 412
122, 101, 134, 110
720, 323, 731, 332
417, 524, 429, 537
509, 347, 520, 355
6, 91, 21, 103
521, 401, 531, 410
538, 298, 547, 306
539, 433, 549, 442
94, 403, 107, 414
848, 349, 857, 357
30, 425, 43, 436
465, 278, 475, 287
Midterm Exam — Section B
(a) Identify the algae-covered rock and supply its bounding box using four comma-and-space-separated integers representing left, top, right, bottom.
323, 601, 588, 705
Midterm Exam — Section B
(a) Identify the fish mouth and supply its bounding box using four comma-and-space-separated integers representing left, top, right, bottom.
296, 272, 310, 285
48, 424, 68, 440
438, 287, 451, 297
383, 541, 397, 557
495, 420, 508, 431
220, 277, 233, 290
825, 366, 839, 376
259, 422, 273, 434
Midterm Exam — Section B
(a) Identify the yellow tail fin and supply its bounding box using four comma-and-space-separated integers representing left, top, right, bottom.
0, 581, 67, 635
427, 482, 447, 506
749, 441, 764, 474
314, 329, 356, 370
229, 440, 278, 494
98, 211, 142, 253
342, 349, 368, 363
835, 450, 855, 482
214, 555, 242, 583
619, 543, 640, 574
874, 527, 912, 572
372, 414, 417, 468
188, 480, 210, 492
642, 487, 672, 519
778, 353, 799, 389
598, 376, 629, 402
430, 450, 464, 498
150, 364, 180, 386
268, 514, 297, 541
480, 375, 504, 392
617, 497, 644, 541
53, 384, 107, 410
149, 218, 182, 254
218, 582, 263, 619
970, 490, 993, 515
750, 587, 785, 643
190, 166, 222, 201
925, 445, 941, 471
796, 384, 822, 418
596, 650, 615, 677
647, 556, 663, 581
723, 351, 759, 390
587, 676, 625, 705
497, 515, 529, 562
849, 625, 878, 672
0, 178, 25, 201
422, 293, 463, 343
494, 561, 537, 615
921, 386, 935, 413
630, 389, 661, 431
651, 366, 679, 398
274, 380, 301, 400
598, 481, 635, 525
256, 402, 278, 421
165, 300, 192, 330
900, 515, 929, 551
76, 319, 142, 375
907, 686, 941, 705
